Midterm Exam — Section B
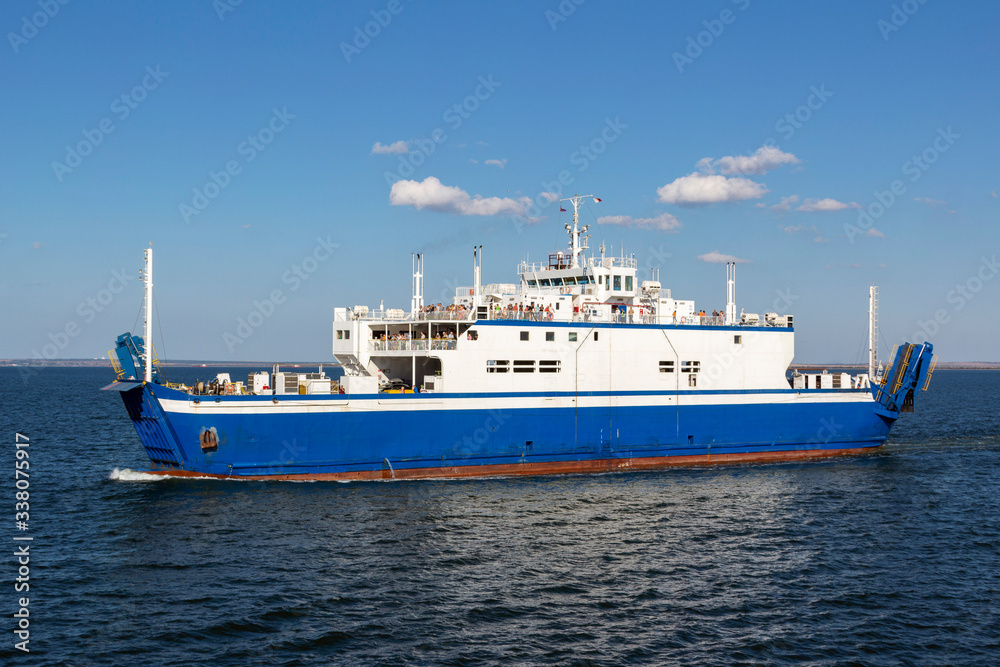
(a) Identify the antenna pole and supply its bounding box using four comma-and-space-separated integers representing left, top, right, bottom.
560, 194, 597, 268
143, 245, 153, 383
869, 285, 879, 380
725, 262, 736, 326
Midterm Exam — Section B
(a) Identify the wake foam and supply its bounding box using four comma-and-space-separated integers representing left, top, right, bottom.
109, 467, 167, 482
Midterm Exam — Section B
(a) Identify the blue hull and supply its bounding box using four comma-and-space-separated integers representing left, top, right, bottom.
113, 384, 895, 480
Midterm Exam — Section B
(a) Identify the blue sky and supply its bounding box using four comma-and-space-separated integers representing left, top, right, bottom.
1, 0, 998, 363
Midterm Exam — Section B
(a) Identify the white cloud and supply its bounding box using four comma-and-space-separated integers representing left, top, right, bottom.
32, 241, 42, 250
914, 196, 946, 207
241, 224, 252, 229
371, 140, 411, 155
657, 173, 767, 206
796, 197, 859, 212
697, 250, 750, 264
813, 235, 830, 243
389, 177, 532, 216
784, 222, 818, 234
484, 158, 507, 169
539, 192, 560, 203
713, 145, 800, 176
597, 212, 682, 232
772, 195, 800, 212
866, 228, 885, 238
992, 190, 998, 199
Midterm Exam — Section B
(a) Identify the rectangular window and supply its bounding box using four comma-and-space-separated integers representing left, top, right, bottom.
594, 331, 599, 341
520, 331, 529, 341
545, 331, 555, 342
344, 330, 350, 339
659, 360, 675, 373
569, 332, 578, 342
564, 277, 576, 285
552, 278, 563, 286
689, 374, 697, 387
681, 361, 701, 373
734, 335, 742, 344
513, 360, 535, 373
527, 280, 537, 287
539, 360, 561, 373
625, 276, 633, 291
540, 279, 551, 287
487, 360, 509, 373
336, 330, 343, 340
613, 275, 622, 290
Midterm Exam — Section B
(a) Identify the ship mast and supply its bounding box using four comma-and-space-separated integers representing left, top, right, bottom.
559, 194, 595, 268
143, 245, 153, 383
869, 285, 879, 380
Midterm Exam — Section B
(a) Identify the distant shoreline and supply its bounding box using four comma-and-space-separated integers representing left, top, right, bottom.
3, 359, 999, 370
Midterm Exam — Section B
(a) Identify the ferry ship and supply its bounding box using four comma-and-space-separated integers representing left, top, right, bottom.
104, 195, 936, 480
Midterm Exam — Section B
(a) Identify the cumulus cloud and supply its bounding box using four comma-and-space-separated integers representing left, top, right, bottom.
657, 173, 767, 206
697, 250, 750, 264
772, 195, 800, 212
656, 145, 801, 207
597, 212, 682, 232
389, 177, 532, 216
914, 196, 946, 207
866, 228, 885, 238
539, 192, 560, 203
784, 223, 817, 234
371, 140, 411, 155
796, 197, 859, 212
483, 158, 507, 169
713, 145, 800, 176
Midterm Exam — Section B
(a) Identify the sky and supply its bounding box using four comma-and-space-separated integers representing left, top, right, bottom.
1, 0, 998, 363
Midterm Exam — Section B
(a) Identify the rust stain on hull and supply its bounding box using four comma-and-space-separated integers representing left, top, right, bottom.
141, 446, 882, 482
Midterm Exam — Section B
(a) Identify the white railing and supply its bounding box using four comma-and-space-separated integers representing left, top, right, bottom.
369, 339, 457, 352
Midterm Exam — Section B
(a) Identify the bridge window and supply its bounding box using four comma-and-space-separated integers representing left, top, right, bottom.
613, 275, 621, 290
539, 360, 561, 373
540, 279, 551, 287
659, 361, 675, 373
625, 276, 633, 291
527, 280, 537, 287
552, 278, 563, 286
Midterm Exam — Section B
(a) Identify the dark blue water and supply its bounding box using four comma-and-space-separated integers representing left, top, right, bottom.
1, 367, 997, 665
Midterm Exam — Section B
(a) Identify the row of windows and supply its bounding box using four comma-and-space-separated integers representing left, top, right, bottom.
658, 361, 701, 373
487, 360, 562, 374
524, 275, 635, 291
523, 331, 591, 342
